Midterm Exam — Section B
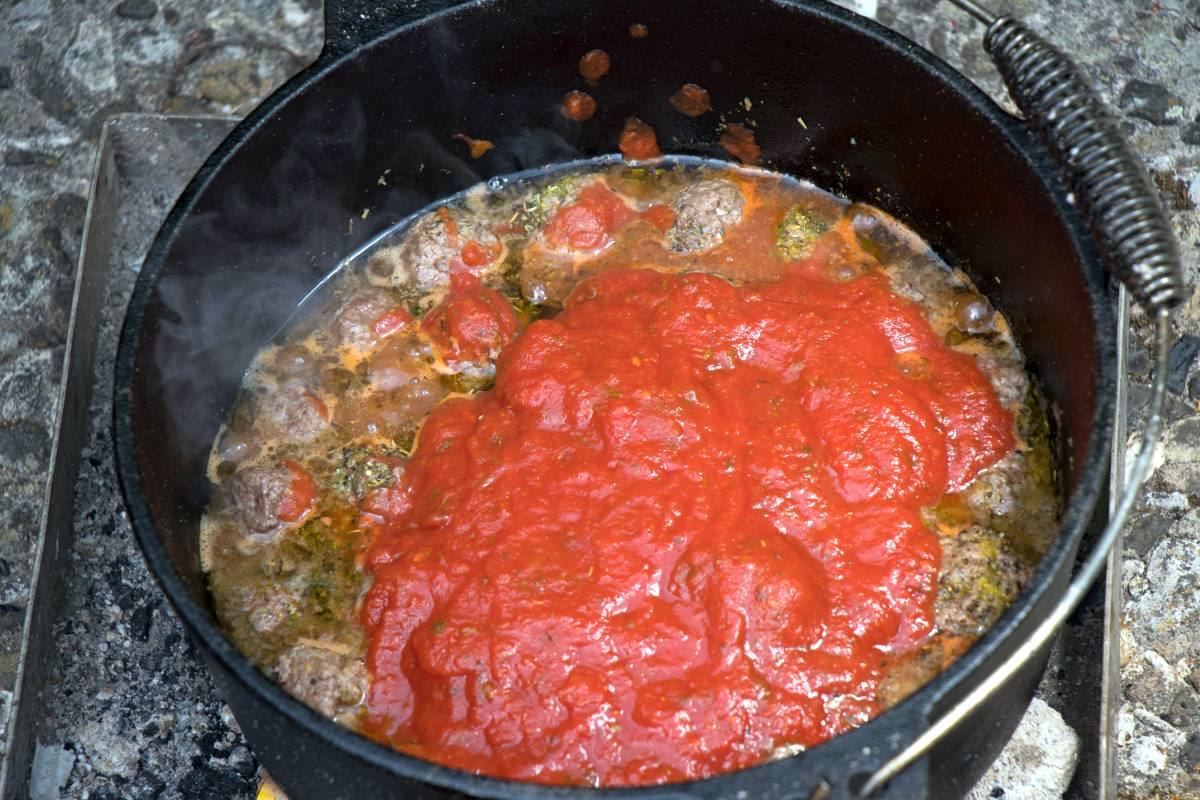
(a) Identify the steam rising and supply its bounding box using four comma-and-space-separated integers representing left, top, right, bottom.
150, 100, 593, 482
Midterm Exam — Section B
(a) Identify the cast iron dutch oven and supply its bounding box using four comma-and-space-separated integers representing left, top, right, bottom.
113, 0, 1172, 797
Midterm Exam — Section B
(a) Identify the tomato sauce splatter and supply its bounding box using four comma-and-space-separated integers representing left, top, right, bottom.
453, 133, 495, 159
619, 117, 661, 161
362, 246, 1012, 783
579, 49, 610, 85
670, 83, 712, 117
561, 90, 597, 122
719, 123, 761, 165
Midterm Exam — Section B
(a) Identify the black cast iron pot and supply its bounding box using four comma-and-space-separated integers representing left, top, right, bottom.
114, 1, 1118, 798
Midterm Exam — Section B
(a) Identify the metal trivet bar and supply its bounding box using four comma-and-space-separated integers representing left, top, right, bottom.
2, 114, 238, 800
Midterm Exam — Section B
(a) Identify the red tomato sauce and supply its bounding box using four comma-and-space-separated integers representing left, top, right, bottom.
545, 184, 637, 251
359, 230, 1013, 784
277, 460, 317, 522
421, 280, 518, 365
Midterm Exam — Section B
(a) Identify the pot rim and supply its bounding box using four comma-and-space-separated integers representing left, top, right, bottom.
113, 0, 1116, 795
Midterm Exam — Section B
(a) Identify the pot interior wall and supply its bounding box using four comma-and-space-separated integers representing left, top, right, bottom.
124, 0, 1110, 794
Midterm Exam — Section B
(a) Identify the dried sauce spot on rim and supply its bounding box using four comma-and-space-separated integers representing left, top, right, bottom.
670, 83, 712, 117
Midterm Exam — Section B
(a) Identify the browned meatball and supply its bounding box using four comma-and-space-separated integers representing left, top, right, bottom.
876, 642, 942, 709
936, 526, 1032, 636
227, 464, 294, 533
667, 179, 745, 253
334, 293, 398, 352
876, 634, 974, 708
365, 334, 435, 392
964, 452, 1024, 520
255, 385, 330, 444
974, 353, 1028, 409
238, 584, 301, 634
366, 210, 503, 293
334, 383, 445, 439
272, 642, 367, 720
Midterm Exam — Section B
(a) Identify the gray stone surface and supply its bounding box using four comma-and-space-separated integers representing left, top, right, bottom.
0, 0, 322, 761
0, 0, 1196, 798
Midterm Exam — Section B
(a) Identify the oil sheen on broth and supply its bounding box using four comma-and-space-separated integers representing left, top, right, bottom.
200, 158, 1058, 787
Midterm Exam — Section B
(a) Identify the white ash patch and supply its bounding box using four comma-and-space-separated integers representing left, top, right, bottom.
78, 718, 140, 780
1143, 490, 1190, 512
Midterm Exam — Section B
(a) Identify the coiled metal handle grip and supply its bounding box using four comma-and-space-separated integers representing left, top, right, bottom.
985, 16, 1184, 312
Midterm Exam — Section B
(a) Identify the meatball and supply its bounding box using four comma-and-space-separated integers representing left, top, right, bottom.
876, 640, 942, 708
850, 206, 909, 264
333, 293, 401, 352
365, 209, 503, 293
271, 344, 326, 379
421, 285, 519, 368
236, 585, 301, 634
876, 633, 974, 708
975, 352, 1028, 409
254, 385, 330, 444
365, 334, 435, 392
227, 463, 295, 533
964, 451, 1023, 519
331, 334, 445, 436
272, 641, 367, 720
666, 179, 745, 253
882, 250, 962, 314
540, 184, 636, 253
935, 525, 1031, 636
334, 382, 446, 438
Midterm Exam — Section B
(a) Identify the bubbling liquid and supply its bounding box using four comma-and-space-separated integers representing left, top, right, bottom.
201, 157, 1058, 785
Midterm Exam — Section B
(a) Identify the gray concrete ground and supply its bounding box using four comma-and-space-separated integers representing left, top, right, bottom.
1, 0, 1197, 797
